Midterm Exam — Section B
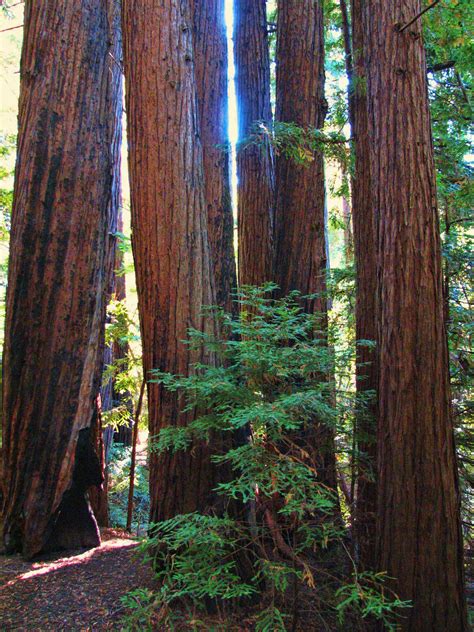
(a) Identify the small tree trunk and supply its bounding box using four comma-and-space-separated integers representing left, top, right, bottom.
122, 0, 222, 523
363, 1, 467, 628
126, 379, 146, 532
101, 341, 116, 461
2, 0, 122, 559
234, 0, 274, 286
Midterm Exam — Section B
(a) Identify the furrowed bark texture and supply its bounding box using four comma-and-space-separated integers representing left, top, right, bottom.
275, 0, 327, 312
234, 0, 274, 286
346, 0, 377, 570
122, 0, 221, 523
2, 0, 122, 558
274, 0, 337, 492
90, 4, 123, 528
89, 397, 110, 528
192, 0, 237, 313
363, 2, 466, 628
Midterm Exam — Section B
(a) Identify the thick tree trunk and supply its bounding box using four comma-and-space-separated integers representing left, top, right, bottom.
234, 0, 274, 286
363, 2, 467, 628
192, 0, 237, 313
122, 0, 222, 523
341, 0, 378, 570
274, 0, 337, 494
2, 0, 122, 559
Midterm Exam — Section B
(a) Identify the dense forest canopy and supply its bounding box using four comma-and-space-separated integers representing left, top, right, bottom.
0, 0, 472, 630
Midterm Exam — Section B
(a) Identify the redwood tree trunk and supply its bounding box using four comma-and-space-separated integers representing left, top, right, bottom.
275, 0, 328, 306
342, 0, 378, 570
234, 0, 274, 286
274, 0, 337, 493
2, 0, 122, 558
92, 4, 123, 529
122, 0, 221, 523
192, 0, 237, 313
363, 1, 466, 628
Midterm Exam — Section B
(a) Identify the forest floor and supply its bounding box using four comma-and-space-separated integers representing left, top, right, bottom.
0, 528, 156, 631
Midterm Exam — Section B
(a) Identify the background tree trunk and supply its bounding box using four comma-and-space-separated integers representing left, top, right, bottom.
234, 0, 274, 286
363, 1, 467, 628
91, 3, 123, 529
192, 0, 237, 313
342, 0, 378, 570
274, 0, 337, 493
2, 0, 122, 559
89, 397, 110, 528
112, 208, 134, 447
122, 0, 221, 523
275, 0, 328, 310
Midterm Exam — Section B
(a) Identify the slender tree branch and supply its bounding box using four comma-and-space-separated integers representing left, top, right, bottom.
447, 216, 473, 228
398, 0, 441, 33
0, 23, 22, 33
427, 60, 456, 73
455, 71, 471, 107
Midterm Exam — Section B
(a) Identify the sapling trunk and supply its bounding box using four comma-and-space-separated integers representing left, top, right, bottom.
126, 379, 146, 533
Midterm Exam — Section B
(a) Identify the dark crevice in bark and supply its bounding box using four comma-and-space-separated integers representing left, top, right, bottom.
44, 427, 103, 555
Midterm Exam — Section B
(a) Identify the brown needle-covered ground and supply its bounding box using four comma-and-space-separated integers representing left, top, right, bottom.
0, 529, 156, 631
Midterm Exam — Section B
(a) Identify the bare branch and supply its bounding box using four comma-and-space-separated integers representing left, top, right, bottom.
0, 23, 22, 33
398, 0, 441, 33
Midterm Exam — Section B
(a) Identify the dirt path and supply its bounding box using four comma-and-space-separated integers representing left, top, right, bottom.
0, 530, 155, 631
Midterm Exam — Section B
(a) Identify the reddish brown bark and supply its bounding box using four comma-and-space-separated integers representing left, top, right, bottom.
122, 0, 221, 523
234, 0, 274, 286
91, 2, 123, 530
274, 0, 328, 310
363, 2, 466, 628
89, 397, 110, 528
274, 0, 337, 494
192, 0, 237, 313
2, 0, 122, 558
340, 0, 378, 570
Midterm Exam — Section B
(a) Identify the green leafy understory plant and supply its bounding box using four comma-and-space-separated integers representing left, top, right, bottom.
107, 444, 149, 533
123, 287, 409, 630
